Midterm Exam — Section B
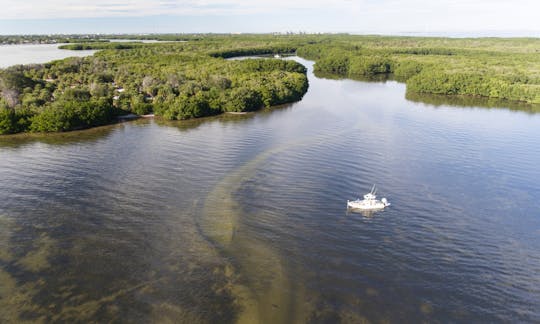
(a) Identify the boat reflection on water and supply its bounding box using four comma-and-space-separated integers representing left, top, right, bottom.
347, 208, 379, 218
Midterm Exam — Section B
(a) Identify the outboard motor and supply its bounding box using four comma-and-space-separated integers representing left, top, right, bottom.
381, 198, 389, 206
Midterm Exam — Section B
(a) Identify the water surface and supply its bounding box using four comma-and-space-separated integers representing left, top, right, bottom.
1, 57, 539, 323
0, 44, 95, 68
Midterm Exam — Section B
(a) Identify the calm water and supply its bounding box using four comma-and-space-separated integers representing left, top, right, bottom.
1, 57, 540, 323
0, 44, 95, 68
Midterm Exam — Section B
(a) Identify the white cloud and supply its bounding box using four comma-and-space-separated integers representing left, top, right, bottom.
343, 0, 540, 33
0, 0, 357, 19
0, 0, 539, 33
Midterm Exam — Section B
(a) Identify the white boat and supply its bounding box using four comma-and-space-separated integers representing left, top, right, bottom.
347, 185, 390, 210
274, 54, 281, 58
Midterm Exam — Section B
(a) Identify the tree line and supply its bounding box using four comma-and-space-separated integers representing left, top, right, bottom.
0, 39, 309, 134
297, 36, 540, 104
2, 34, 540, 134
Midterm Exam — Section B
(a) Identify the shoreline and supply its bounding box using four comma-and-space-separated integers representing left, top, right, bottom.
3, 35, 540, 135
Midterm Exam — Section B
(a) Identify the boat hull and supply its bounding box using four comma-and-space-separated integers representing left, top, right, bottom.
347, 200, 390, 210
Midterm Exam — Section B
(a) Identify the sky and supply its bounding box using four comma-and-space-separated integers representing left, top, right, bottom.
0, 0, 539, 36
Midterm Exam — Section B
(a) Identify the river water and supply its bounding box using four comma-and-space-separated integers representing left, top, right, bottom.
1, 57, 539, 323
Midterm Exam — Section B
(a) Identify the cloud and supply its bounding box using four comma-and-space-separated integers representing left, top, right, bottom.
0, 0, 538, 33
0, 0, 358, 19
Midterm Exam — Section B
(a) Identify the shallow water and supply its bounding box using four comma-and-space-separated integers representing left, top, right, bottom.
1, 57, 540, 322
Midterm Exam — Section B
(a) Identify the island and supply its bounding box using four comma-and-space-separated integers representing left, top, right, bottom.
1, 34, 540, 134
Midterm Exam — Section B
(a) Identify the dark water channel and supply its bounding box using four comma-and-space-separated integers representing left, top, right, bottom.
1, 57, 539, 323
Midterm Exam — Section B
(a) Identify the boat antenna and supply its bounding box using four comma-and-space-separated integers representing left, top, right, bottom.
370, 184, 376, 194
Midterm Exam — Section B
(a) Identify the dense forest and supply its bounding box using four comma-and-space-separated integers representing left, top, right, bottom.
0, 37, 309, 134
296, 35, 540, 104
1, 34, 540, 134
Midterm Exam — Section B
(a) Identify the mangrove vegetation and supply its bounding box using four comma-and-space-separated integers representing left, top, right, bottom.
0, 38, 309, 134
297, 35, 540, 104
2, 34, 540, 134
